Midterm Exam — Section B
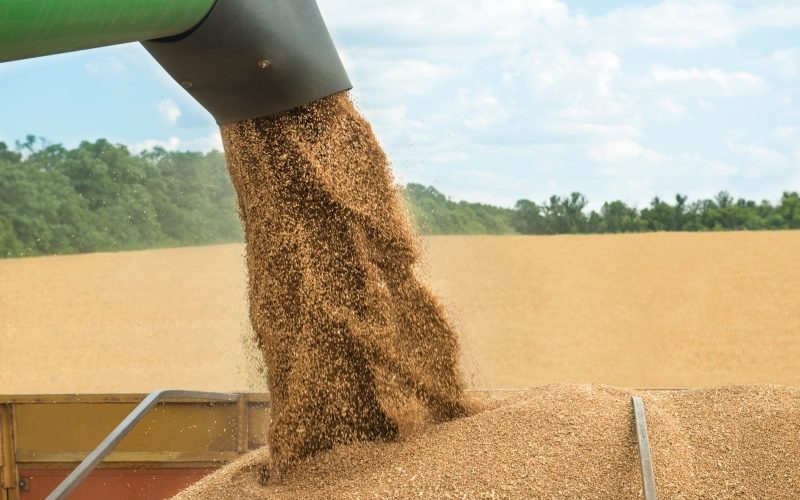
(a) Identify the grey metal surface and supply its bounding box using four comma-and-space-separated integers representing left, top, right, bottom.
46, 389, 239, 500
142, 0, 352, 124
632, 396, 658, 500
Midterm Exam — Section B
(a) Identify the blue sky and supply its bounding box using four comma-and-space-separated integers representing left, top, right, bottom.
1, 0, 799, 208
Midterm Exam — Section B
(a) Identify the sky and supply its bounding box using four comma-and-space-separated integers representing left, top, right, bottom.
1, 0, 799, 208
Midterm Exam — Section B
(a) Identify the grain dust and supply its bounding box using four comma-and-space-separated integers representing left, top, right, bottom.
219, 92, 467, 479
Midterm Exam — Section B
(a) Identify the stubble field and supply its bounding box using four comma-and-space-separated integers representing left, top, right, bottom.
1, 231, 799, 393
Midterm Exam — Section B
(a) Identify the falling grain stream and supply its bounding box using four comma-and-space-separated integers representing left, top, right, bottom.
219, 92, 468, 480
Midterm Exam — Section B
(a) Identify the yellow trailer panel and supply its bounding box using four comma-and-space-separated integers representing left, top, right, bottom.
0, 393, 270, 500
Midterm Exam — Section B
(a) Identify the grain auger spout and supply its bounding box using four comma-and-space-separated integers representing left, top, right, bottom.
0, 0, 352, 123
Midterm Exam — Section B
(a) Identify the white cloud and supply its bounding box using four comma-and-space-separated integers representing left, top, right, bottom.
651, 98, 689, 122
328, 0, 791, 141
592, 1, 740, 49
369, 59, 456, 96
591, 145, 740, 204
729, 140, 791, 168
130, 137, 181, 153
591, 157, 740, 210
456, 88, 510, 130
183, 132, 224, 152
361, 104, 429, 149
129, 133, 222, 154
546, 121, 641, 138
640, 65, 766, 96
526, 50, 621, 97
445, 188, 518, 208
85, 57, 126, 77
322, 0, 793, 211
324, 0, 569, 43
156, 99, 182, 127
589, 1, 800, 51
520, 49, 642, 142
428, 151, 470, 164
746, 4, 800, 29
774, 127, 797, 141
771, 48, 800, 79
365, 105, 409, 125
726, 134, 793, 179
590, 139, 648, 163
696, 100, 715, 111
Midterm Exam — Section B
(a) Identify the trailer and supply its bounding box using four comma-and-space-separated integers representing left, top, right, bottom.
0, 392, 270, 500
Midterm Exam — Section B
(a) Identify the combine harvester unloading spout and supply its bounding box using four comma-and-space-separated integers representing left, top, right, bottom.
1, 0, 352, 123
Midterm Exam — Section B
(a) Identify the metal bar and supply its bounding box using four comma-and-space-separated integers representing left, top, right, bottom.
46, 390, 238, 500
0, 0, 216, 63
1, 406, 18, 500
17, 450, 241, 464
0, 392, 270, 405
1, 405, 19, 500
236, 394, 250, 454
632, 396, 658, 500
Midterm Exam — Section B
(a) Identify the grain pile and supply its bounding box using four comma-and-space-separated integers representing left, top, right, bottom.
176, 385, 800, 499
219, 92, 467, 480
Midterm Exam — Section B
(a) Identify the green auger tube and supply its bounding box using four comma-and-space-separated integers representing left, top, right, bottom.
0, 0, 216, 62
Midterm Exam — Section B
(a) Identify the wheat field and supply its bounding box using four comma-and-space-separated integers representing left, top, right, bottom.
1, 232, 799, 393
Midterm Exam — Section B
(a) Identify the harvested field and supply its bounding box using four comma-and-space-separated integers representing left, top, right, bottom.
0, 244, 251, 394
1, 231, 800, 392
175, 384, 800, 499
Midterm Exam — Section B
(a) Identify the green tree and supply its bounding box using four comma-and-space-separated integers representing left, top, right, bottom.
2, 135, 800, 258
0, 142, 21, 164
599, 200, 643, 233
778, 192, 800, 229
403, 183, 515, 235
542, 193, 588, 234
511, 199, 543, 234
0, 137, 243, 257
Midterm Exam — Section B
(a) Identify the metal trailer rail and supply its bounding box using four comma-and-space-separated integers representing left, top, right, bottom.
45, 390, 240, 500
632, 396, 658, 500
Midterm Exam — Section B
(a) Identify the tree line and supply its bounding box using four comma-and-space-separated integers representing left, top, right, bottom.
406, 184, 800, 235
1, 137, 799, 258
0, 138, 241, 257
